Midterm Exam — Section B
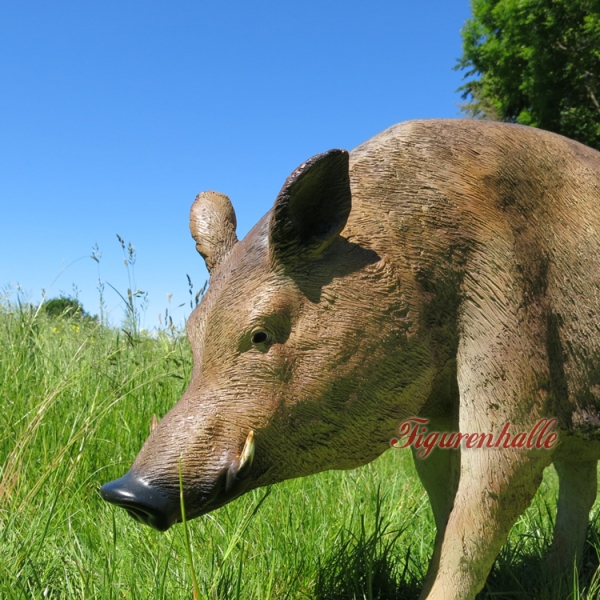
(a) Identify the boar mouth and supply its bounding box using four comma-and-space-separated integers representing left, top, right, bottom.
101, 431, 257, 530
100, 462, 254, 531
100, 472, 180, 531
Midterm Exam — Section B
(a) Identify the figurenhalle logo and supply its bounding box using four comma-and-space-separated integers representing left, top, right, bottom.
391, 417, 558, 459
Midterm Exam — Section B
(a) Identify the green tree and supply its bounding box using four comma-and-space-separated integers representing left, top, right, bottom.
41, 297, 87, 319
457, 0, 600, 150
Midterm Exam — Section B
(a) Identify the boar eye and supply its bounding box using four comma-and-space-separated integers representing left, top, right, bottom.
251, 330, 270, 345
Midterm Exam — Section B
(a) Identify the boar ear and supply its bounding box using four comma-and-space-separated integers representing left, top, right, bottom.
190, 191, 238, 274
269, 149, 351, 262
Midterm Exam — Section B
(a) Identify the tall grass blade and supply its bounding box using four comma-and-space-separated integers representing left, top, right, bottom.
179, 458, 201, 600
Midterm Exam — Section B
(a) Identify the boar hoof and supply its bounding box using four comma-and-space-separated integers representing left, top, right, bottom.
100, 471, 179, 532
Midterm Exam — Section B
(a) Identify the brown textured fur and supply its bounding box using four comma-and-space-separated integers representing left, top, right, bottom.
125, 120, 600, 599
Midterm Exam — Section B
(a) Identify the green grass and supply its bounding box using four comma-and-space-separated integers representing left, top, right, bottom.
1, 297, 600, 599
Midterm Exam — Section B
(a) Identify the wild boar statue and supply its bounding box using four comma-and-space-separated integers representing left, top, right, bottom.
101, 119, 600, 599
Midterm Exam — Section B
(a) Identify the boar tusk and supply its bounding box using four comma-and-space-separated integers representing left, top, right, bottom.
238, 430, 255, 472
150, 414, 159, 432
225, 431, 256, 492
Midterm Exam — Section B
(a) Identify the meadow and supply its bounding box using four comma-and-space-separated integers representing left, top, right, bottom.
2, 294, 600, 599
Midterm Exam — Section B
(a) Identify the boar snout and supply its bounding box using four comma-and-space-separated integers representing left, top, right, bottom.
101, 430, 257, 530
100, 472, 180, 531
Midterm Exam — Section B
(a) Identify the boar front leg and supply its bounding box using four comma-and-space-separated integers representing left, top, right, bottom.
421, 444, 551, 599
548, 459, 597, 573
420, 264, 555, 599
412, 417, 460, 599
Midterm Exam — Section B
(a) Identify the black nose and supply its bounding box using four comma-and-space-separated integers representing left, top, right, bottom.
100, 472, 180, 532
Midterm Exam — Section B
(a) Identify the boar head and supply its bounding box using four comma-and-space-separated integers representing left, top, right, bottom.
100, 149, 424, 531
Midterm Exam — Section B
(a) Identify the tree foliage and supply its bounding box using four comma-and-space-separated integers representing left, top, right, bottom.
457, 0, 600, 150
41, 296, 88, 319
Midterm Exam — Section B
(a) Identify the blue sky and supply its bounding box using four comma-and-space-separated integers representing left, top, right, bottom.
1, 1, 472, 329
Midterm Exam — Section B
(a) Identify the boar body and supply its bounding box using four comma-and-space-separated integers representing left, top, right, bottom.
102, 119, 600, 599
